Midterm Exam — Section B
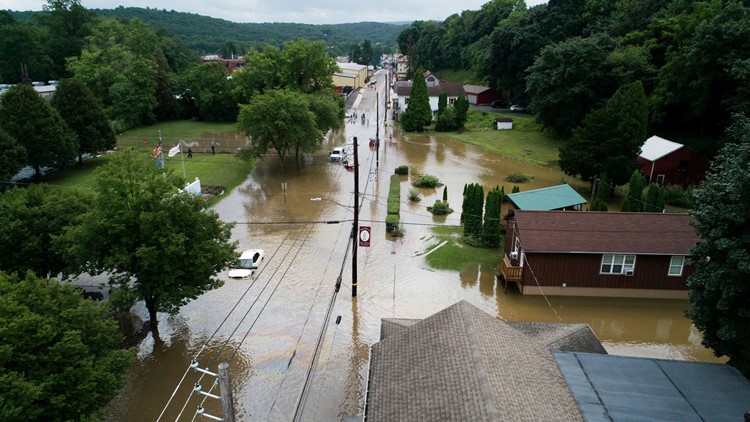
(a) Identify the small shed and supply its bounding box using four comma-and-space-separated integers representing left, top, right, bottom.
637, 135, 709, 187
495, 117, 513, 130
506, 184, 586, 212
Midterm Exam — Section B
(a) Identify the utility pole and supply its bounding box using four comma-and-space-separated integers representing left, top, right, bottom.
218, 363, 235, 422
352, 137, 359, 297
376, 94, 379, 169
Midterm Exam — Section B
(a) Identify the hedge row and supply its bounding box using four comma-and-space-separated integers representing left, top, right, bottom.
387, 174, 400, 231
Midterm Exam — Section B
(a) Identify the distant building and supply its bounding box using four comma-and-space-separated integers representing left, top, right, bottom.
201, 54, 245, 74
637, 135, 709, 187
494, 117, 513, 130
395, 54, 409, 80
505, 184, 586, 212
333, 62, 367, 90
393, 71, 466, 120
463, 84, 501, 105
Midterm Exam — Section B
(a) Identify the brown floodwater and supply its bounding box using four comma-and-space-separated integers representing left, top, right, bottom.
104, 82, 721, 421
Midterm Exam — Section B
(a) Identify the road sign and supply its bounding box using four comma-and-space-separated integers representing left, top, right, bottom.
359, 226, 371, 247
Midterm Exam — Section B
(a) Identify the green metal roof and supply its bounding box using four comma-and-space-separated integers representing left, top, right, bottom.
506, 184, 587, 211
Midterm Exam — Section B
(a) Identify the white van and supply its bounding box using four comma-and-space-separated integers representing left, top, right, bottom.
329, 147, 345, 161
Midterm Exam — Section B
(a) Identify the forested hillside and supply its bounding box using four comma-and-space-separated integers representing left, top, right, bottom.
399, 0, 750, 164
11, 7, 405, 53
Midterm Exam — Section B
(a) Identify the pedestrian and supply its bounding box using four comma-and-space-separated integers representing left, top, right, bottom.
210, 140, 215, 155
187, 147, 193, 158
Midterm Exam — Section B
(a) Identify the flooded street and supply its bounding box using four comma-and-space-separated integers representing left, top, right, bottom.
105, 80, 720, 421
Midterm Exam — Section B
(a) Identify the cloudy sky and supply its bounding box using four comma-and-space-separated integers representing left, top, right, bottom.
3, 0, 549, 25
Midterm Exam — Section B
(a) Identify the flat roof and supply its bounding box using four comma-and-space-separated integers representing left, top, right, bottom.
506, 184, 586, 211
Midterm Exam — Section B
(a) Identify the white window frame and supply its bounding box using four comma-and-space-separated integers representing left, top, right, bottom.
600, 254, 636, 275
668, 256, 685, 276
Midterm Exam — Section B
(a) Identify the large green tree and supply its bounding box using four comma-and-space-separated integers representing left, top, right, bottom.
482, 187, 503, 248
400, 70, 433, 132
0, 84, 78, 177
51, 78, 115, 165
0, 12, 52, 83
182, 62, 238, 122
526, 34, 616, 138
559, 81, 648, 184
0, 129, 26, 183
34, 0, 95, 79
237, 89, 321, 165
62, 150, 237, 332
687, 139, 750, 377
0, 184, 91, 277
0, 272, 133, 420
283, 39, 339, 94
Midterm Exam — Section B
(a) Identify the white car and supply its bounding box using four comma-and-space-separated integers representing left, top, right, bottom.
329, 147, 345, 161
228, 249, 264, 279
510, 104, 525, 112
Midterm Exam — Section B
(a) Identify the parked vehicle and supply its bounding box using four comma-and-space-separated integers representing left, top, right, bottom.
330, 147, 345, 161
228, 249, 264, 279
510, 104, 525, 112
491, 100, 506, 108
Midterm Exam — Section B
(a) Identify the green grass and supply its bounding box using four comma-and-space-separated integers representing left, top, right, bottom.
40, 121, 252, 203
433, 69, 483, 85
116, 120, 239, 151
420, 226, 502, 272
438, 109, 562, 167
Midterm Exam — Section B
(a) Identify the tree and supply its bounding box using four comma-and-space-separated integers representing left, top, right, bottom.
621, 170, 645, 212
400, 69, 433, 132
0, 84, 78, 177
35, 0, 95, 79
237, 89, 320, 166
526, 34, 616, 138
463, 183, 484, 239
0, 13, 53, 83
0, 272, 133, 420
482, 187, 503, 248
62, 150, 237, 332
0, 184, 91, 277
454, 95, 469, 128
51, 78, 115, 165
559, 81, 648, 185
687, 141, 750, 377
283, 39, 339, 94
437, 92, 447, 116
589, 199, 608, 211
642, 183, 665, 212
0, 129, 26, 183
434, 106, 457, 132
183, 62, 238, 122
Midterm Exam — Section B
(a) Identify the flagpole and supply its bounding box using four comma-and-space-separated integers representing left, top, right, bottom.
179, 140, 186, 179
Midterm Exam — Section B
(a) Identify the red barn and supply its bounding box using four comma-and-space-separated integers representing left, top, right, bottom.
462, 85, 500, 105
637, 135, 709, 187
499, 211, 698, 299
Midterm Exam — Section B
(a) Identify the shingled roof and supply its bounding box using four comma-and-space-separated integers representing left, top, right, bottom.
512, 210, 698, 255
366, 301, 585, 421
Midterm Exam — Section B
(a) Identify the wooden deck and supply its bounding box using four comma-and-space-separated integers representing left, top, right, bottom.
497, 255, 523, 294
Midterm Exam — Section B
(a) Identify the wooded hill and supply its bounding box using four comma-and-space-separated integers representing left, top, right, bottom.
11, 7, 406, 53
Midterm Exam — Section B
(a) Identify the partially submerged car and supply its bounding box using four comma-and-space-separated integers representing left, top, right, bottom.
330, 147, 345, 162
228, 249, 264, 279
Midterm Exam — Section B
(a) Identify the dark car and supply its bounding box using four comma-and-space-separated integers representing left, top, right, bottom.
491, 100, 505, 108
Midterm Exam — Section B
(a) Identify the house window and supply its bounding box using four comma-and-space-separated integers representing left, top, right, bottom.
678, 160, 688, 174
601, 254, 636, 275
668, 256, 685, 276
449, 97, 456, 105
405, 98, 410, 105
656, 174, 665, 185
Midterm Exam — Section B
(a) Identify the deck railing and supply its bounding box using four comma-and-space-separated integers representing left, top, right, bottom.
498, 255, 523, 294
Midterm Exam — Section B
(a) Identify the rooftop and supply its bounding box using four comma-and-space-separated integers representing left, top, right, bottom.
511, 210, 698, 255
506, 184, 587, 211
639, 135, 684, 161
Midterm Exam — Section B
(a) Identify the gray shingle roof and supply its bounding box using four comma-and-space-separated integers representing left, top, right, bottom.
367, 301, 584, 421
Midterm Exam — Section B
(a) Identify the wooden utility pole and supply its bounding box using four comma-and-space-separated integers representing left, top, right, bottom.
352, 137, 359, 297
218, 363, 235, 422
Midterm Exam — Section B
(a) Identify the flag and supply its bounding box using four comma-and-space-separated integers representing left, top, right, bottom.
168, 143, 181, 158
153, 144, 163, 160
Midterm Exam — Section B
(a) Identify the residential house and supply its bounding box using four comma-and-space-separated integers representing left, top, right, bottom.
637, 135, 709, 187
334, 62, 367, 90
393, 71, 466, 120
365, 301, 750, 422
500, 211, 698, 298
463, 84, 500, 105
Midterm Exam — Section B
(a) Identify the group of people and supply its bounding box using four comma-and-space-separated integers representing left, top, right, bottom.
348, 111, 367, 125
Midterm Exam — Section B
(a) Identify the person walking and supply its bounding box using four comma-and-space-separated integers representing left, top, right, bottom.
187, 147, 193, 158
210, 140, 215, 155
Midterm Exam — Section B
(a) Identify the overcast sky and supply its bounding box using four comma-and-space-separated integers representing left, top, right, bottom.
3, 0, 549, 25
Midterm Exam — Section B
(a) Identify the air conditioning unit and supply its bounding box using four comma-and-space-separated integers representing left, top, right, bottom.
509, 251, 518, 260
624, 269, 634, 276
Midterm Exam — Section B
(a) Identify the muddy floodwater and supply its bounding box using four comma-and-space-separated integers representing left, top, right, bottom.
105, 82, 721, 421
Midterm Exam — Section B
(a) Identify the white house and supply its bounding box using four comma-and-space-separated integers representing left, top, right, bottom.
393, 71, 466, 120
395, 54, 409, 80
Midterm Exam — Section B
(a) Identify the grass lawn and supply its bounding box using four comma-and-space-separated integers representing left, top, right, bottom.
435, 109, 562, 167
417, 226, 503, 272
40, 121, 252, 203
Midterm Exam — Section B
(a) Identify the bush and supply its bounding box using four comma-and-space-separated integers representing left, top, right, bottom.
391, 223, 405, 237
395, 165, 409, 175
408, 188, 421, 202
589, 199, 608, 211
664, 184, 694, 209
388, 175, 400, 215
413, 174, 442, 188
385, 213, 400, 232
428, 200, 453, 215
505, 172, 533, 183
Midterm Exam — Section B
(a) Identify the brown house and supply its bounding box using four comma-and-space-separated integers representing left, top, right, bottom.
499, 210, 698, 298
637, 135, 709, 187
